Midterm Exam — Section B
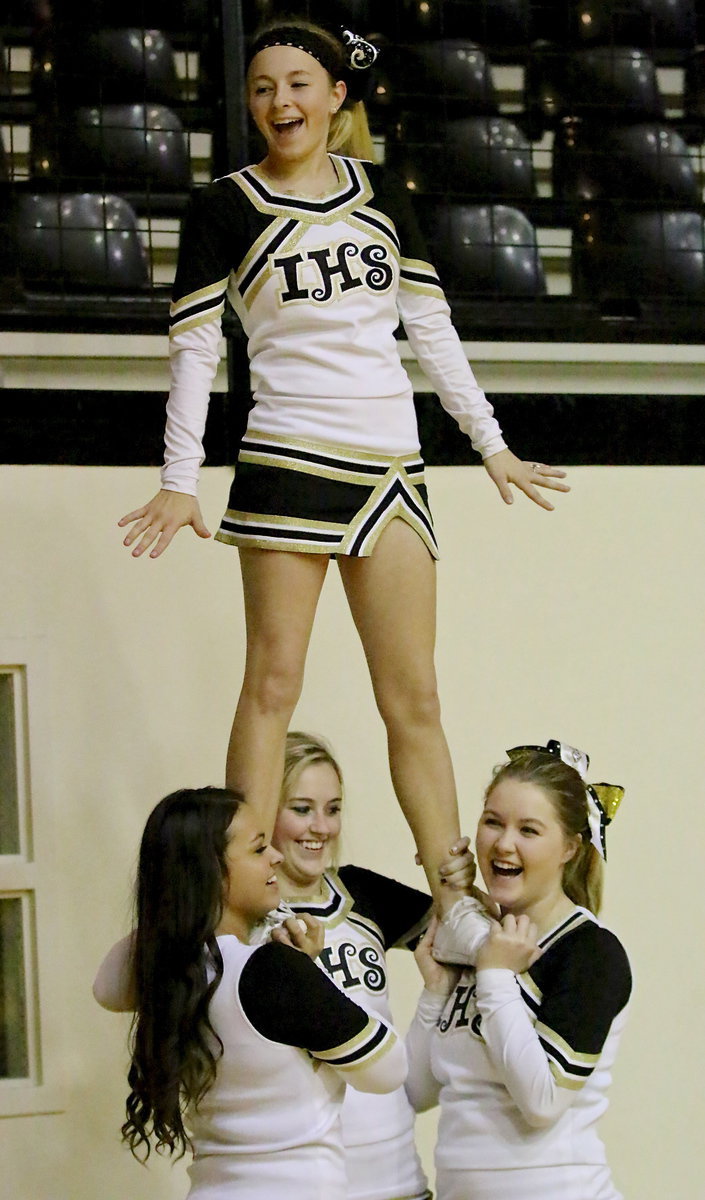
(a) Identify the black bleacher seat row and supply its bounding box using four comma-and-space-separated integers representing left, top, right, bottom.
1, 0, 704, 340
573, 207, 705, 298
526, 44, 665, 135
44, 1, 210, 36
552, 118, 701, 205
387, 113, 536, 201
12, 191, 151, 291
30, 103, 192, 208
397, 0, 532, 47
32, 27, 182, 107
417, 200, 547, 296
533, 0, 697, 52
379, 40, 497, 116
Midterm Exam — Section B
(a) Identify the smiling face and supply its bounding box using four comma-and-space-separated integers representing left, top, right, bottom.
476, 778, 580, 928
273, 761, 343, 898
247, 43, 346, 168
220, 804, 283, 939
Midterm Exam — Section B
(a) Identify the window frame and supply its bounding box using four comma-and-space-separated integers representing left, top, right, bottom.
0, 636, 65, 1117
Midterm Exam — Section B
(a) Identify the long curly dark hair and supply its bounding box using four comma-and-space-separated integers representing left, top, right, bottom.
121, 786, 242, 1160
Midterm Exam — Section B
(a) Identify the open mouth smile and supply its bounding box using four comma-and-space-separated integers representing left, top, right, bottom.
491, 860, 523, 878
272, 117, 303, 134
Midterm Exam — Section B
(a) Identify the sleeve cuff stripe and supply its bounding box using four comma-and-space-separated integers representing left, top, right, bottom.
170, 277, 230, 317
169, 306, 224, 338
314, 1019, 393, 1065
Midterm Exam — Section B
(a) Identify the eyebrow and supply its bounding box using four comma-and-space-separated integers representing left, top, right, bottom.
251, 69, 313, 82
483, 808, 547, 828
250, 831, 266, 845
288, 795, 342, 802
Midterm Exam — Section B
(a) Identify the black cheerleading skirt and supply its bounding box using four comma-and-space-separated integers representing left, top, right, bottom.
214, 430, 439, 559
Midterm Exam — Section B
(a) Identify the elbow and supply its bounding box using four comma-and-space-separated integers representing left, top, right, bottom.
519, 1099, 567, 1129
348, 1045, 408, 1095
92, 974, 135, 1013
92, 979, 121, 1011
404, 1081, 438, 1115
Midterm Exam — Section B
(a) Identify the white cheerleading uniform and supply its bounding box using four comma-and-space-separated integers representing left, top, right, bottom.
162, 156, 506, 556
94, 934, 406, 1200
406, 907, 632, 1200
286, 865, 433, 1200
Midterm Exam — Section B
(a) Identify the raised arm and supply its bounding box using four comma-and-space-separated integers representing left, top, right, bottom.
405, 919, 459, 1113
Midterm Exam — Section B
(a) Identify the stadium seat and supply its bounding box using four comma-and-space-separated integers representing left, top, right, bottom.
387, 114, 536, 200
534, 0, 696, 49
569, 1, 655, 46
683, 47, 705, 134
46, 1, 209, 34
399, 0, 532, 45
572, 207, 705, 298
381, 40, 497, 115
31, 103, 191, 193
646, 0, 697, 49
33, 27, 181, 106
12, 191, 150, 290
525, 44, 664, 131
243, 1, 395, 36
418, 202, 546, 296
553, 118, 700, 204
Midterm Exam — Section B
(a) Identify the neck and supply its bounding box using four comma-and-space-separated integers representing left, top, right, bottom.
278, 870, 329, 904
258, 150, 337, 196
503, 891, 576, 939
215, 910, 252, 941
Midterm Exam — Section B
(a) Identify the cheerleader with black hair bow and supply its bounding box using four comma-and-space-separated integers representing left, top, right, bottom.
118, 19, 569, 918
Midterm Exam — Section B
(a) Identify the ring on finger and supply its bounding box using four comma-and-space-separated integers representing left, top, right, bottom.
532, 462, 542, 473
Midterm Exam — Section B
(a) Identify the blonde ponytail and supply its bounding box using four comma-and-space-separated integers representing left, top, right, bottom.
328, 101, 375, 160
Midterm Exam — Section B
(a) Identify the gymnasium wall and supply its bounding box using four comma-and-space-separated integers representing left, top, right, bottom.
0, 457, 701, 1200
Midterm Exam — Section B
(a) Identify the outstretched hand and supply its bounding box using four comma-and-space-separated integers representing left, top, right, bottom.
118, 489, 211, 558
483, 449, 570, 511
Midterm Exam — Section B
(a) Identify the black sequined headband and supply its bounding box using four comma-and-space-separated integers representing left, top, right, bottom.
247, 24, 378, 102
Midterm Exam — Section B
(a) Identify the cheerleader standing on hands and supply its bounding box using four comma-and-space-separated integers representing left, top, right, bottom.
118, 19, 569, 913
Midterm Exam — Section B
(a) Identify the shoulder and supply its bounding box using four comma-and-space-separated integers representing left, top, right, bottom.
533, 914, 632, 1007
240, 940, 321, 993
187, 175, 249, 215
337, 864, 431, 948
338, 863, 426, 904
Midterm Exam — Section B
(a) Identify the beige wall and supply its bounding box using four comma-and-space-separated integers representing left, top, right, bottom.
0, 462, 702, 1199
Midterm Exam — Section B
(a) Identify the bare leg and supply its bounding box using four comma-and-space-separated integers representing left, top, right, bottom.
338, 519, 462, 914
227, 548, 329, 836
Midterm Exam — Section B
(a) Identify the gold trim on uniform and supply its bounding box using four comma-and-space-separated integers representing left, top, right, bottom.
169, 304, 226, 340
169, 274, 230, 318
215, 432, 437, 559
230, 156, 374, 224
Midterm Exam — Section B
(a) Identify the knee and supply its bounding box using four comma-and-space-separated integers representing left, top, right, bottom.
375, 677, 442, 731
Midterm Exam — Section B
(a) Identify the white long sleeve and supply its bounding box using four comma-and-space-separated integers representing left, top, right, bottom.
161, 321, 224, 495
398, 291, 507, 460
404, 988, 445, 1113
92, 933, 135, 1012
474, 968, 575, 1128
